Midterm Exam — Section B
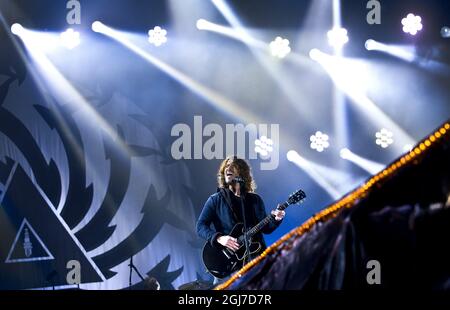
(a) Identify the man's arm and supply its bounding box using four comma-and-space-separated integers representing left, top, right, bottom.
254, 194, 283, 234
196, 196, 222, 246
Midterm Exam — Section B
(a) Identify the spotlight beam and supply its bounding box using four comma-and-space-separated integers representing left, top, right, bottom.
93, 22, 312, 165
287, 150, 351, 200
15, 31, 127, 150
365, 39, 416, 62
211, 0, 312, 68
6, 23, 135, 219
331, 0, 345, 54
210, 0, 320, 134
330, 0, 349, 154
197, 19, 294, 60
365, 39, 450, 74
92, 22, 261, 124
340, 148, 385, 175
196, 19, 270, 52
310, 49, 416, 147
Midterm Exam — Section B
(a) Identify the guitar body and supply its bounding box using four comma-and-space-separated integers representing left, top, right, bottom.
202, 223, 262, 279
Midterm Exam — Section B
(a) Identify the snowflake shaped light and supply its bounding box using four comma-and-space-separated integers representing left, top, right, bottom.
401, 14, 423, 35
255, 136, 274, 157
327, 27, 349, 48
60, 28, 80, 49
310, 131, 329, 152
148, 26, 167, 46
269, 37, 291, 59
375, 129, 394, 148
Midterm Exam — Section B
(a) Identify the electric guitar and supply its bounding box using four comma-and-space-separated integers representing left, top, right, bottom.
202, 189, 306, 279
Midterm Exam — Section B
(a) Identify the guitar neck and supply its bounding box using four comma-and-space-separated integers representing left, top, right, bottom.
245, 201, 288, 239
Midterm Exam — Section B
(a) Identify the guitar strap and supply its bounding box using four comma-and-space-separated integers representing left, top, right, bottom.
218, 188, 240, 223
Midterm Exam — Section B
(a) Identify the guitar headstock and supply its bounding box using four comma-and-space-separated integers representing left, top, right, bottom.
276, 189, 306, 211
287, 189, 306, 206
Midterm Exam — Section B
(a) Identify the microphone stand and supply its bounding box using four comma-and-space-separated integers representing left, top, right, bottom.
128, 255, 145, 289
237, 181, 250, 265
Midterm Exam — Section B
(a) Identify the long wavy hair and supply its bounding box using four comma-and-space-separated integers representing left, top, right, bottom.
217, 156, 256, 193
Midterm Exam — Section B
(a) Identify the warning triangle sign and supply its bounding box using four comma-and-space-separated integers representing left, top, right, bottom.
5, 218, 54, 263
0, 165, 104, 289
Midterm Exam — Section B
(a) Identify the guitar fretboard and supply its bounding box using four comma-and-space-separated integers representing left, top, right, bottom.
244, 201, 289, 239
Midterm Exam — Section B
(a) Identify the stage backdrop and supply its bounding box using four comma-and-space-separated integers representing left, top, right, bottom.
0, 54, 207, 290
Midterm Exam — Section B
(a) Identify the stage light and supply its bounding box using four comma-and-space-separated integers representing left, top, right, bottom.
401, 13, 423, 35
375, 128, 394, 148
310, 131, 330, 153
402, 144, 413, 153
148, 26, 167, 47
60, 28, 80, 49
286, 150, 299, 163
269, 36, 291, 59
196, 19, 208, 30
441, 26, 450, 38
11, 23, 24, 36
327, 27, 348, 49
340, 148, 351, 159
92, 21, 105, 33
309, 48, 321, 61
254, 136, 274, 157
365, 39, 377, 51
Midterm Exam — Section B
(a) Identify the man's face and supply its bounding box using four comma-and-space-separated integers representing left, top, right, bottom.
224, 163, 238, 184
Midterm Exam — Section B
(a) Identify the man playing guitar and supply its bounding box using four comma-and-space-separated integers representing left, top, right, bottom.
196, 156, 285, 282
